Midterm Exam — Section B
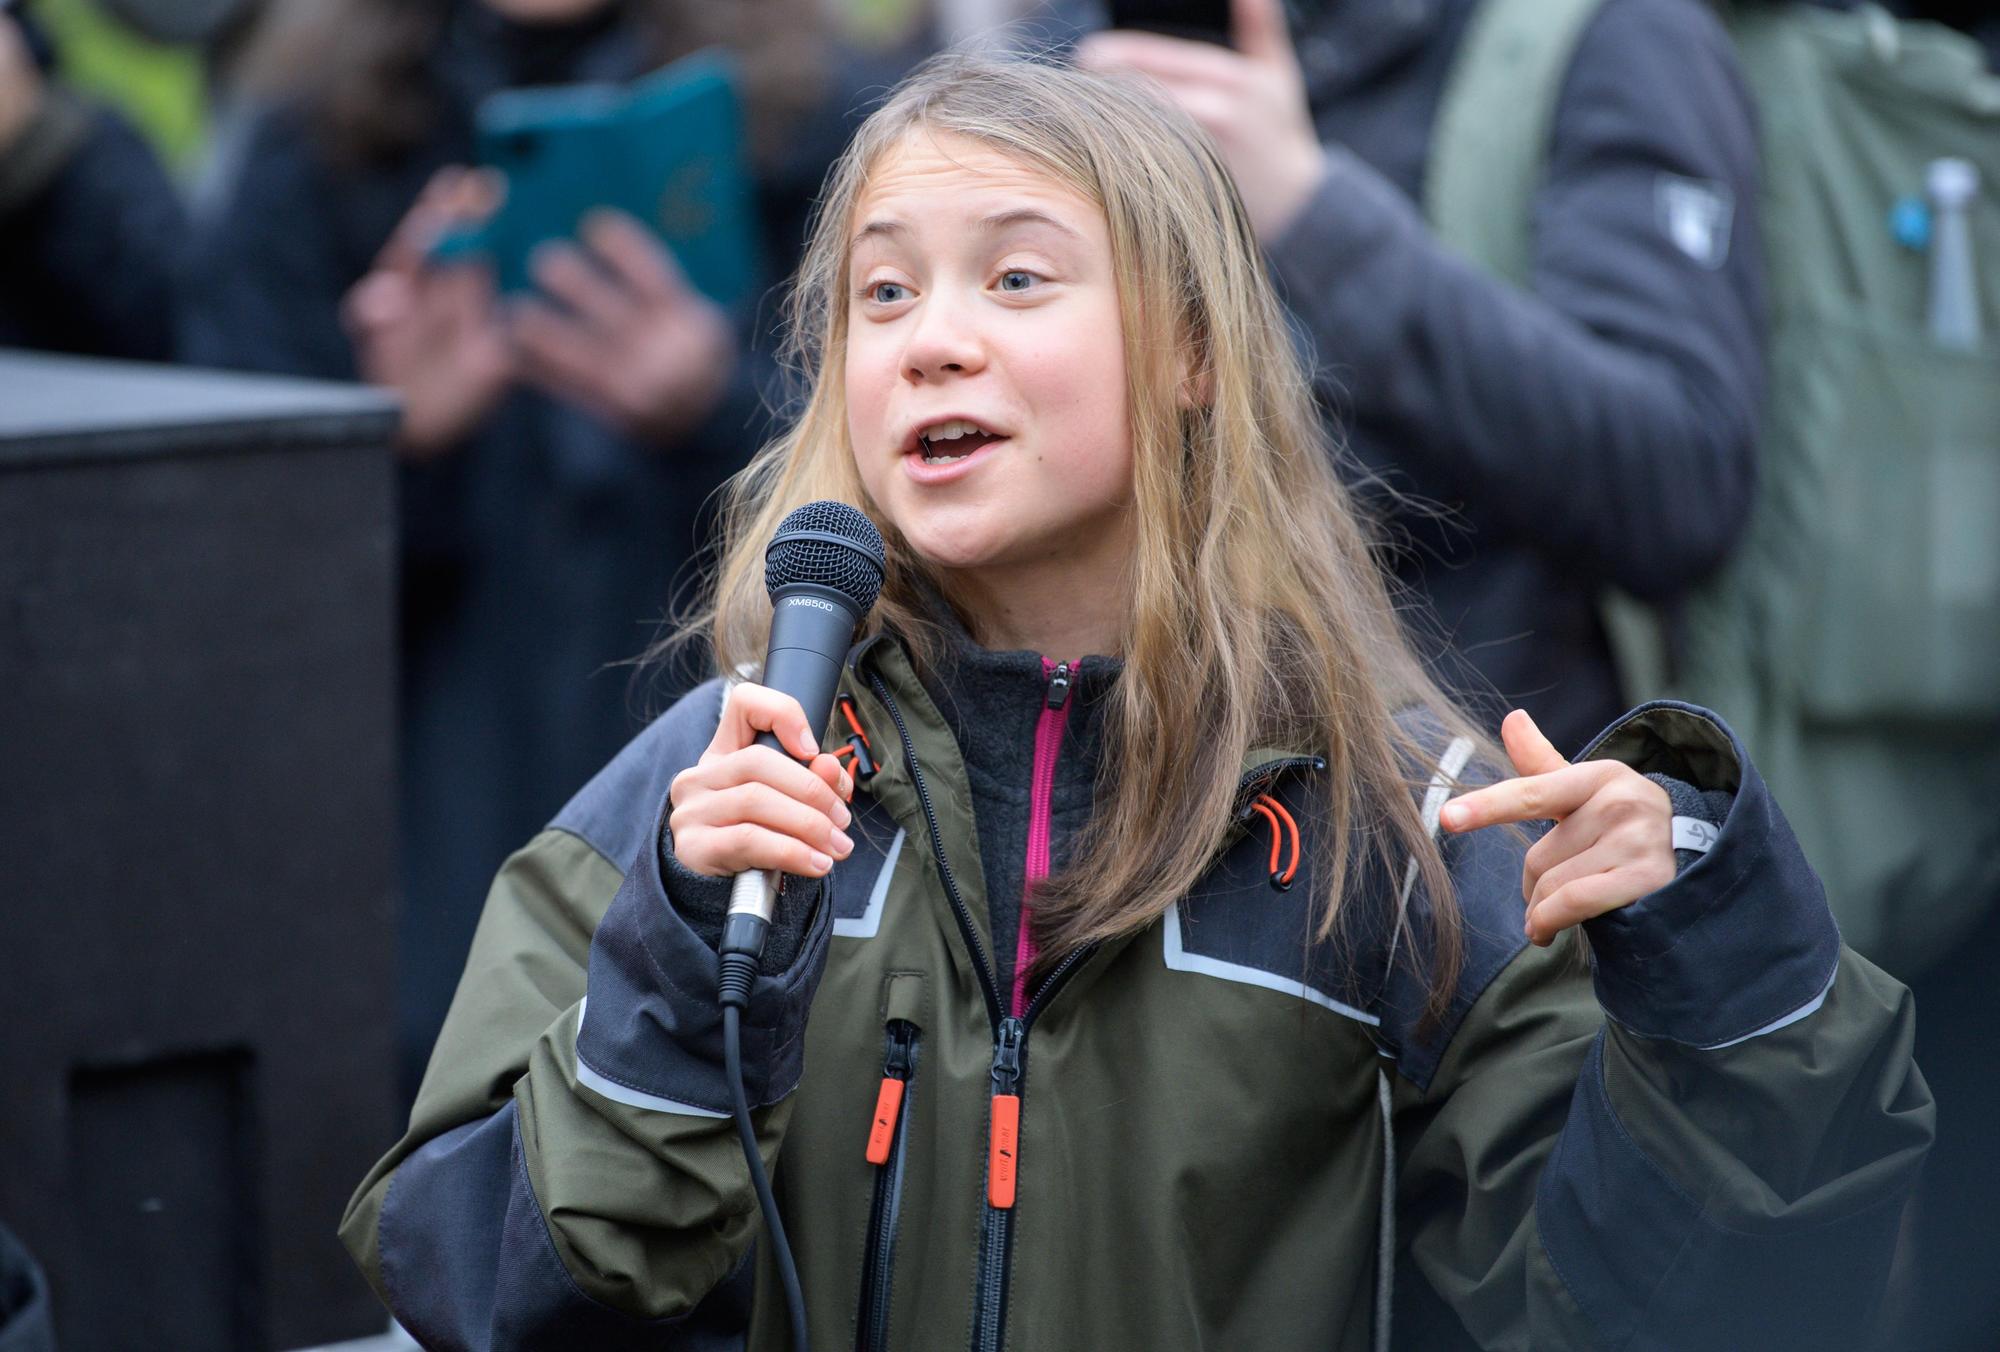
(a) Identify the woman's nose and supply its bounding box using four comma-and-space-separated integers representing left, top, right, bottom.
903, 294, 985, 383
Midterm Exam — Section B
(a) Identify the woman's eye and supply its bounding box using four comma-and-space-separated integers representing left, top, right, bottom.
865, 281, 910, 304
997, 270, 1041, 293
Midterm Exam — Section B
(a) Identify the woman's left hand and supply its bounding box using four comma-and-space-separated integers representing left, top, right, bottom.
1439, 710, 1677, 947
1075, 0, 1325, 242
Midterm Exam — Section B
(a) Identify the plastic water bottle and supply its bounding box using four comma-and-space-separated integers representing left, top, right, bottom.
1925, 157, 1982, 351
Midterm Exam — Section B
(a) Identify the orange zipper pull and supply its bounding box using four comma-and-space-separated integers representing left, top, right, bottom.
988, 1093, 1020, 1209
866, 1077, 905, 1166
866, 1020, 918, 1166
987, 1017, 1024, 1209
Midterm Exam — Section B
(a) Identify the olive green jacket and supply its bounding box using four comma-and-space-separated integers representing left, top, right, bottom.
341, 635, 1932, 1350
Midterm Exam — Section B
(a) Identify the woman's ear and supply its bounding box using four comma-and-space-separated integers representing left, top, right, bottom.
1176, 350, 1215, 410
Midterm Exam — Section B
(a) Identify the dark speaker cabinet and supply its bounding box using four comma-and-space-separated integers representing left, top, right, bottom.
0, 352, 402, 1349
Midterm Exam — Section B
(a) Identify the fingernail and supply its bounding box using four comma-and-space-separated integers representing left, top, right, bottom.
832, 828, 854, 856
810, 850, 833, 873
1441, 804, 1466, 831
834, 800, 852, 829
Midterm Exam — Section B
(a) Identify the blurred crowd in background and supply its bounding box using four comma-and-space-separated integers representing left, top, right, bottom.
2, 0, 1996, 1346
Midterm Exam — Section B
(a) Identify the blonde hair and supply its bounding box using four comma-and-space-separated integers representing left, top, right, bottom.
690, 52, 1488, 1011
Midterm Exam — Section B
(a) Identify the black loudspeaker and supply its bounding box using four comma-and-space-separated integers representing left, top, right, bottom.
0, 351, 402, 1349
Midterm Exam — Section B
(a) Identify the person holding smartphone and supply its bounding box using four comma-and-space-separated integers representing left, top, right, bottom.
1079, 0, 1766, 761
182, 0, 903, 1101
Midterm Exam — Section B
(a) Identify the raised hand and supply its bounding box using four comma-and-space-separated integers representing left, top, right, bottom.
1076, 0, 1325, 241
668, 683, 857, 880
510, 209, 738, 446
342, 167, 514, 458
1439, 710, 1677, 947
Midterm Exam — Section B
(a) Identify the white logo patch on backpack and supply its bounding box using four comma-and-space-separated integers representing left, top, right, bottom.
1656, 174, 1734, 269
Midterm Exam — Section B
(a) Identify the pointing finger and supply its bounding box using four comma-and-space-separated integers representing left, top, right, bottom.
1441, 760, 1621, 833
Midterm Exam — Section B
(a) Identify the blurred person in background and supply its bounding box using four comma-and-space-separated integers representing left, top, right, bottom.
1087, 2, 1999, 1345
1789, 9, 1998, 1347
0, 0, 186, 359
1079, 0, 1766, 760
181, 0, 896, 1100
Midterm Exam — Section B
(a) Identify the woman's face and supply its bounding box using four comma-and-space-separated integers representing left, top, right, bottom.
843, 132, 1135, 585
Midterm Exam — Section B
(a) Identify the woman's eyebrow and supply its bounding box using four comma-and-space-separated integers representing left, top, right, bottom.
847, 208, 1084, 259
975, 207, 1084, 242
848, 219, 904, 257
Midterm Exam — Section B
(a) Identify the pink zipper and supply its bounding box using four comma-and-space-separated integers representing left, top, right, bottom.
1012, 657, 1075, 1018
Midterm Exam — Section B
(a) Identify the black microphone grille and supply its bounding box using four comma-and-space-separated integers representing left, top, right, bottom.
764, 501, 887, 612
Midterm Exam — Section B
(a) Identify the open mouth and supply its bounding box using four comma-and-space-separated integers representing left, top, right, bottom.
917, 418, 1008, 464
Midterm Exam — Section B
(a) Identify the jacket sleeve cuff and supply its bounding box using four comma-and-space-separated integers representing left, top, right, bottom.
577, 790, 832, 1113
658, 818, 817, 971
1645, 771, 1732, 870
1576, 701, 1840, 1049
658, 827, 735, 951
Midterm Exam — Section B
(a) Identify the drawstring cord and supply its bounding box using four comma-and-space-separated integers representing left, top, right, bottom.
1248, 793, 1301, 890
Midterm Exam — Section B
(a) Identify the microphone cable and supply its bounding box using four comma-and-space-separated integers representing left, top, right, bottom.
712, 498, 885, 1352
719, 949, 810, 1352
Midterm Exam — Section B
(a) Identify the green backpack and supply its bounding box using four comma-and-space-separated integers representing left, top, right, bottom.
1427, 0, 2000, 975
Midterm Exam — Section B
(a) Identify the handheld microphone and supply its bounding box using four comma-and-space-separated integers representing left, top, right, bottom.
716, 501, 883, 1352
719, 500, 886, 968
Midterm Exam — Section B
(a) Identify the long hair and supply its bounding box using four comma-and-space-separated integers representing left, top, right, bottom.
694, 53, 1490, 1013
235, 0, 825, 168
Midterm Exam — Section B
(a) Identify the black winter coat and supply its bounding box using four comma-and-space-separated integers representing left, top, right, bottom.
1259, 0, 1768, 754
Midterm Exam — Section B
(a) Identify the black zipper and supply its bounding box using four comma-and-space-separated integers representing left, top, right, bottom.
1234, 754, 1327, 811
1044, 661, 1072, 709
866, 671, 1103, 1352
968, 939, 1098, 1352
974, 1017, 1024, 1352
867, 672, 1323, 1351
857, 1019, 920, 1352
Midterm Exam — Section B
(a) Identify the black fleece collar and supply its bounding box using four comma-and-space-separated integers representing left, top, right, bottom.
925, 613, 1113, 809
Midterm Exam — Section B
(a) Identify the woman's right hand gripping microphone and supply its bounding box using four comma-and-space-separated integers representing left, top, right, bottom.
668, 680, 858, 888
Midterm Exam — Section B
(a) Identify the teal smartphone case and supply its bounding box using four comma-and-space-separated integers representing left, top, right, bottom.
431, 49, 759, 306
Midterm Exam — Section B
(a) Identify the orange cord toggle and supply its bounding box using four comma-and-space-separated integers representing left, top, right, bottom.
1251, 793, 1301, 888
836, 695, 879, 779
